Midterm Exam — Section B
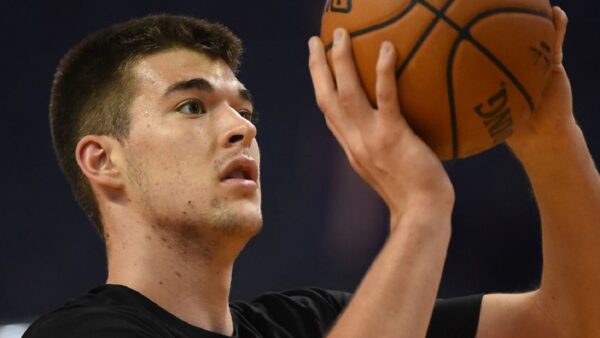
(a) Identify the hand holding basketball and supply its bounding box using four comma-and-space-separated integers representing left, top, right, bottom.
321, 0, 557, 160
308, 30, 454, 224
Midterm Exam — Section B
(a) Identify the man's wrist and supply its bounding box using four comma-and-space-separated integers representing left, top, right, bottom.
390, 202, 453, 243
507, 120, 584, 167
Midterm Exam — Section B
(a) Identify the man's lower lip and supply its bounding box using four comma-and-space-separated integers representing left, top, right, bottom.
221, 178, 258, 188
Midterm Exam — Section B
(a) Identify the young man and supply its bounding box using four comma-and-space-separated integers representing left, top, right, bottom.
25, 7, 599, 338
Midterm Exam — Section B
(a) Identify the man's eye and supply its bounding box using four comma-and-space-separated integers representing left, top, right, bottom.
239, 110, 253, 121
176, 100, 206, 115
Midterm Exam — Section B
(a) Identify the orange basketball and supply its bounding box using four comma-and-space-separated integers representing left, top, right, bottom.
321, 0, 556, 160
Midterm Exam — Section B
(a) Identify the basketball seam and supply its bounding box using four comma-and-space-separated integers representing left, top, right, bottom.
461, 8, 553, 113
447, 37, 462, 158
396, 0, 456, 77
324, 0, 420, 51
443, 8, 553, 158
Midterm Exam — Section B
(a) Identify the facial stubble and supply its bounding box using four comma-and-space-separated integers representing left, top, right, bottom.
125, 154, 263, 257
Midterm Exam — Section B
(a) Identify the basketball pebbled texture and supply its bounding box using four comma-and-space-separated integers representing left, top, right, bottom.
321, 0, 555, 160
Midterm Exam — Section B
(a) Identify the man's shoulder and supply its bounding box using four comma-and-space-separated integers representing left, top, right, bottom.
23, 285, 167, 338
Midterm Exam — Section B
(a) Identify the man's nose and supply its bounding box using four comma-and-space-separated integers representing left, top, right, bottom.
218, 106, 257, 148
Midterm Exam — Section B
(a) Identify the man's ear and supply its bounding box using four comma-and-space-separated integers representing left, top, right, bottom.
75, 135, 125, 190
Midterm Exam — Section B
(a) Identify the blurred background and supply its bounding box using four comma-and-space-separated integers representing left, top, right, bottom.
1, 0, 598, 335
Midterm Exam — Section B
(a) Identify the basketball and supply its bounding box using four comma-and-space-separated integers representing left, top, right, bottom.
321, 0, 556, 159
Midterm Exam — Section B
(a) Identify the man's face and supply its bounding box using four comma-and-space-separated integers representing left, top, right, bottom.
120, 48, 261, 241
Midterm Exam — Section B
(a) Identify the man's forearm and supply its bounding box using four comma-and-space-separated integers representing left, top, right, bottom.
512, 124, 600, 335
327, 207, 451, 338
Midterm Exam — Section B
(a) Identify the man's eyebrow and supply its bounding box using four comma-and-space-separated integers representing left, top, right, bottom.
239, 88, 254, 106
163, 78, 214, 96
164, 78, 254, 106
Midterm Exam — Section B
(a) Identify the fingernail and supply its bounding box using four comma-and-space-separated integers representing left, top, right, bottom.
334, 28, 343, 43
381, 41, 392, 55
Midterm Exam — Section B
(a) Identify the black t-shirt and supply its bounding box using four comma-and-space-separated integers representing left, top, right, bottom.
23, 285, 482, 337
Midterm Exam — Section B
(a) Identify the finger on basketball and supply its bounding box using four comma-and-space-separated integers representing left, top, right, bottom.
308, 34, 359, 139
330, 28, 371, 118
552, 7, 568, 65
308, 36, 337, 113
375, 41, 401, 122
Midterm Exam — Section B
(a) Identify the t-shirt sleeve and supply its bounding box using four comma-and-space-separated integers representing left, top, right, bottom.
23, 306, 165, 338
426, 294, 483, 338
304, 290, 482, 338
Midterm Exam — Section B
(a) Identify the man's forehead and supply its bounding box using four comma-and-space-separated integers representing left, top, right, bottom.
132, 49, 243, 92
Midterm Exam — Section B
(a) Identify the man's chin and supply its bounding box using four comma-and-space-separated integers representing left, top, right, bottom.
210, 210, 263, 238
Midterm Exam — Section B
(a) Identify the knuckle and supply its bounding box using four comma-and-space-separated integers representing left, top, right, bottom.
338, 90, 354, 108
316, 96, 330, 112
378, 133, 397, 150
351, 142, 368, 161
365, 129, 395, 153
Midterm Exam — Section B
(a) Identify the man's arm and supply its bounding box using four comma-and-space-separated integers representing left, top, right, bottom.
308, 28, 453, 338
476, 8, 600, 338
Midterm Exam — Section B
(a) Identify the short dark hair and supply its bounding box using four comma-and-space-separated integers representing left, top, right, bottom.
50, 15, 243, 235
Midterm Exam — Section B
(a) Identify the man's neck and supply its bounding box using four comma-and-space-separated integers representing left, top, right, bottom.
105, 218, 250, 336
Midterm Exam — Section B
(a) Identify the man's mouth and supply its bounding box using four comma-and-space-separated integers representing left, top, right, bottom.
226, 170, 250, 180
219, 156, 259, 183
